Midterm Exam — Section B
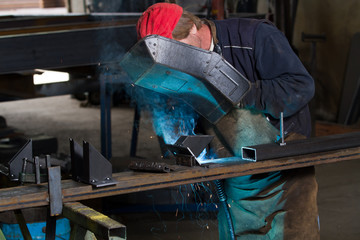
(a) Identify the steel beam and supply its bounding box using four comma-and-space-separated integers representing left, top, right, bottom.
242, 131, 360, 161
0, 144, 360, 212
0, 23, 137, 74
63, 202, 126, 240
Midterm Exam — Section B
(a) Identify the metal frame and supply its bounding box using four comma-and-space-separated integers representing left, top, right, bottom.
242, 131, 360, 161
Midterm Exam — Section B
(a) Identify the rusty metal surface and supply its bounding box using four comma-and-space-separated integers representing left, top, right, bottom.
47, 166, 62, 216
0, 146, 360, 212
63, 202, 126, 239
128, 160, 175, 173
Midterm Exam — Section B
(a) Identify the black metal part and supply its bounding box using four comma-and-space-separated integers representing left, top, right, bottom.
2, 140, 58, 183
48, 166, 63, 216
70, 139, 117, 187
130, 105, 140, 157
7, 139, 33, 181
119, 35, 251, 124
100, 74, 112, 160
45, 210, 57, 240
84, 141, 116, 187
14, 209, 32, 240
174, 154, 199, 167
166, 135, 214, 166
128, 160, 174, 173
167, 135, 214, 157
242, 131, 360, 161
70, 138, 83, 182
0, 24, 137, 74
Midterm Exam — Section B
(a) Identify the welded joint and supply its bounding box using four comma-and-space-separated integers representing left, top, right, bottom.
63, 202, 126, 240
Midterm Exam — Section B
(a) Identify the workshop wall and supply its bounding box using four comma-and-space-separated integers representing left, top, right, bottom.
293, 0, 360, 122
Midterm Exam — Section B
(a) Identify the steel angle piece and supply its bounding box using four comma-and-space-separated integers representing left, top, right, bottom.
166, 135, 214, 166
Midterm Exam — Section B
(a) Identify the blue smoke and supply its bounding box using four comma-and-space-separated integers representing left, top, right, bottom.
134, 87, 200, 145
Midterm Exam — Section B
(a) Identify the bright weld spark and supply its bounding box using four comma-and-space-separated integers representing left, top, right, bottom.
175, 208, 178, 217
228, 204, 231, 208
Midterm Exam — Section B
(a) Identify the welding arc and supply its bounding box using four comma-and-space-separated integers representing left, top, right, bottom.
214, 179, 236, 240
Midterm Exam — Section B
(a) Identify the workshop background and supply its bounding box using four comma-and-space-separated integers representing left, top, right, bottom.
0, 0, 359, 239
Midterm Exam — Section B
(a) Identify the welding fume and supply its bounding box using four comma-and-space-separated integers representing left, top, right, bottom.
120, 2, 319, 240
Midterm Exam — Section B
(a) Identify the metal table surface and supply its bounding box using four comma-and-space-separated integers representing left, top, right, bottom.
0, 146, 359, 212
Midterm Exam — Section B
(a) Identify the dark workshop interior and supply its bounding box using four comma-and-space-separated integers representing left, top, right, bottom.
0, 0, 359, 240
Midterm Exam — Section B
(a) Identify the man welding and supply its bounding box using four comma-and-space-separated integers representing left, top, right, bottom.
136, 2, 319, 239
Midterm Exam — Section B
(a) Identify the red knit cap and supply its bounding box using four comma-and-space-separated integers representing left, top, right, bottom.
137, 3, 183, 40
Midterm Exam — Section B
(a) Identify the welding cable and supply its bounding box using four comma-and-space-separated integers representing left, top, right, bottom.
214, 179, 236, 240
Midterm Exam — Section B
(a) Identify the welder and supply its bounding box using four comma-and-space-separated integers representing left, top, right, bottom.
136, 2, 319, 239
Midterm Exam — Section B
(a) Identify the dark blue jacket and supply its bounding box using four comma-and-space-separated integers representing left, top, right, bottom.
213, 18, 314, 137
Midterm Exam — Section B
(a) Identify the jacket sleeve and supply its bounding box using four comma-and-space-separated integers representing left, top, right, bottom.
240, 22, 315, 119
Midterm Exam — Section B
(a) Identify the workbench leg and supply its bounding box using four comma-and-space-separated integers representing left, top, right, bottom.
14, 209, 32, 240
100, 74, 112, 160
45, 209, 57, 240
130, 104, 140, 157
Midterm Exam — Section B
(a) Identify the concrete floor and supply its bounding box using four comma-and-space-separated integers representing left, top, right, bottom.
0, 95, 359, 239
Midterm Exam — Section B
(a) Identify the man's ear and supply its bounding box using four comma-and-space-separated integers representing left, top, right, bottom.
189, 23, 197, 35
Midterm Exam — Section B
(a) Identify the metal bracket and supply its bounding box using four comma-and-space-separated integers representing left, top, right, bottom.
7, 139, 33, 181
3, 139, 49, 183
70, 138, 117, 187
166, 135, 214, 166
